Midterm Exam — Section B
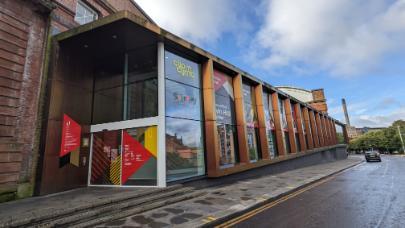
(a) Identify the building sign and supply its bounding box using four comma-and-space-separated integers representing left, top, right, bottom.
121, 130, 154, 184
60, 114, 81, 157
165, 51, 200, 88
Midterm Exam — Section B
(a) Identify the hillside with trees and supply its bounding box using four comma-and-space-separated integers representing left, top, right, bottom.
349, 120, 405, 153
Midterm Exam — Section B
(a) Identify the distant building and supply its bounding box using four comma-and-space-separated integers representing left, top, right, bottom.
276, 87, 328, 113
348, 127, 386, 140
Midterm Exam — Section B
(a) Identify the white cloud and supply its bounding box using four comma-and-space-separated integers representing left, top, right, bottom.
352, 107, 405, 127
328, 98, 405, 127
135, 0, 245, 44
250, 0, 405, 76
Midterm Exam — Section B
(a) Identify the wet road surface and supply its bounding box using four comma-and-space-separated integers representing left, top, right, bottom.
232, 155, 405, 228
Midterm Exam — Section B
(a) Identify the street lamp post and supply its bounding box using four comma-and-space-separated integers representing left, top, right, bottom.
398, 126, 405, 153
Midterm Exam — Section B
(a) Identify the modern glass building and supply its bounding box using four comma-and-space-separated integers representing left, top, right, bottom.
36, 11, 347, 193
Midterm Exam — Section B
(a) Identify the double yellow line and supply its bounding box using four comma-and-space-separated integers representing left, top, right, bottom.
215, 175, 337, 228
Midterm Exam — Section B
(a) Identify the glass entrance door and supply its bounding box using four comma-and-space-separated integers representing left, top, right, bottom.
90, 130, 122, 185
89, 124, 158, 187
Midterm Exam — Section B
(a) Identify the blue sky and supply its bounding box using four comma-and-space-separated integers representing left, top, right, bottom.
136, 0, 405, 127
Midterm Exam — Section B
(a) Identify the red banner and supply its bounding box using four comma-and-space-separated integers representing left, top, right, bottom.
59, 114, 81, 157
121, 131, 152, 184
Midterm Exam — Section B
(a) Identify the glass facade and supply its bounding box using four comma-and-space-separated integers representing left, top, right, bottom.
311, 113, 320, 146
164, 50, 205, 181
301, 106, 310, 148
92, 46, 158, 124
90, 126, 158, 186
336, 123, 345, 144
279, 98, 290, 153
243, 83, 261, 161
214, 69, 239, 167
263, 91, 278, 158
88, 43, 340, 186
291, 103, 301, 152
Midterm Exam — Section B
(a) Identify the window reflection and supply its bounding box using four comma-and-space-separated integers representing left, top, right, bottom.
214, 69, 239, 167
165, 80, 201, 121
279, 98, 290, 154
336, 124, 345, 144
243, 83, 260, 161
291, 103, 301, 152
92, 46, 158, 125
166, 117, 205, 181
311, 113, 320, 146
165, 51, 205, 181
92, 55, 124, 124
263, 91, 278, 158
217, 124, 238, 167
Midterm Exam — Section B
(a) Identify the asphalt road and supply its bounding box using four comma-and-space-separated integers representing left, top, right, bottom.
231, 155, 405, 228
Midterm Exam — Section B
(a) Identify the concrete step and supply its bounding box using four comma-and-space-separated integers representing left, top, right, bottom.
71, 189, 206, 228
34, 187, 203, 228
3, 185, 184, 227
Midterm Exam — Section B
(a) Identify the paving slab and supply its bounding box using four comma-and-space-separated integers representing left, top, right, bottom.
98, 156, 363, 228
0, 186, 162, 226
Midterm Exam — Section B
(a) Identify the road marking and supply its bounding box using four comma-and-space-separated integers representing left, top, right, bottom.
215, 162, 365, 228
202, 216, 217, 223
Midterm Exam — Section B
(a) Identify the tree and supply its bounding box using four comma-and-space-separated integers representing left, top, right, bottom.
348, 119, 405, 153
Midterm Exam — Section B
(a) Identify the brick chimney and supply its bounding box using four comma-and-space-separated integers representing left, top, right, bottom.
309, 89, 328, 113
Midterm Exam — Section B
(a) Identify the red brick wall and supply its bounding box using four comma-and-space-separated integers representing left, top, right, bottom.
0, 0, 154, 200
0, 0, 49, 200
310, 102, 328, 113
310, 89, 328, 113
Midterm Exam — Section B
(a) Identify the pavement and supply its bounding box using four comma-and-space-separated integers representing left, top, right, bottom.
98, 156, 363, 228
0, 156, 362, 227
231, 154, 405, 228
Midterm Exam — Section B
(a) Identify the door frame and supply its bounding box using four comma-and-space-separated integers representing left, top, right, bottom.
88, 117, 164, 187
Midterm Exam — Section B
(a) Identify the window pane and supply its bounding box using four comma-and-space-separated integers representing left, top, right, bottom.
165, 51, 200, 88
336, 124, 345, 144
217, 124, 238, 167
122, 127, 157, 186
93, 86, 123, 124
90, 130, 122, 185
291, 103, 300, 151
215, 94, 236, 125
75, 1, 98, 25
126, 79, 158, 119
243, 82, 260, 161
126, 46, 158, 119
214, 70, 234, 98
247, 127, 259, 161
284, 132, 291, 153
165, 80, 202, 121
166, 117, 205, 181
214, 69, 236, 125
279, 98, 288, 130
263, 91, 278, 157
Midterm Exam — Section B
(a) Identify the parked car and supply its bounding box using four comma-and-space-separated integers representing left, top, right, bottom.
365, 151, 381, 162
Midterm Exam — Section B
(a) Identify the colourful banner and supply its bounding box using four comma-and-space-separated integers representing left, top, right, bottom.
60, 114, 81, 157
121, 131, 153, 184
